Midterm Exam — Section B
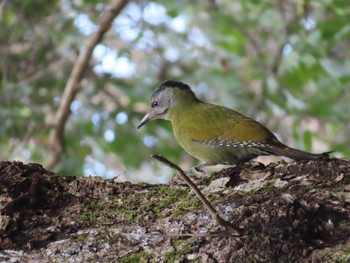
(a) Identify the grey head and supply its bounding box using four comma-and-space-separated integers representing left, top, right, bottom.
137, 80, 196, 129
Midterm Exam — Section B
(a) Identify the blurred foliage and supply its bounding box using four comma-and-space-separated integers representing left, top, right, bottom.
1, 0, 349, 182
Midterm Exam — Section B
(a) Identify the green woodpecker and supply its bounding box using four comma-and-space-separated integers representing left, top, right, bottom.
137, 80, 330, 167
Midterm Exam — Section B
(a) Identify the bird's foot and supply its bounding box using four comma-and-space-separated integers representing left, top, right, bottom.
187, 163, 222, 178
188, 166, 207, 177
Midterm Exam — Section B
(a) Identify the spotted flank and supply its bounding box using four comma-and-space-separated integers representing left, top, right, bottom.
194, 138, 273, 148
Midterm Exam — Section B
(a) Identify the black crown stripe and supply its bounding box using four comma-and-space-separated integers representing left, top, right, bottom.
152, 80, 195, 98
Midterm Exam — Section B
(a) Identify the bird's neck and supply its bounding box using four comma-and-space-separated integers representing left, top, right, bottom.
167, 96, 202, 123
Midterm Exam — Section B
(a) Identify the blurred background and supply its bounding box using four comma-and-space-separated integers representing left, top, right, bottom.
1, 0, 349, 183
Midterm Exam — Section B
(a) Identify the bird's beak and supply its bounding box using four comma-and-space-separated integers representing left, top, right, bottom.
137, 110, 154, 129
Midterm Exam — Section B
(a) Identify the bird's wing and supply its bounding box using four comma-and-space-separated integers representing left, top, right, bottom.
183, 106, 275, 146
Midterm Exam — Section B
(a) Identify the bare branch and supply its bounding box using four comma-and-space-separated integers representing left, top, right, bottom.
151, 154, 242, 235
250, 5, 296, 117
244, 29, 268, 70
45, 0, 129, 170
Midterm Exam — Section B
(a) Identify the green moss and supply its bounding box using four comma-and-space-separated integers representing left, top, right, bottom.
248, 189, 259, 195
165, 238, 193, 263
164, 251, 176, 263
119, 251, 152, 263
172, 238, 186, 247
171, 194, 202, 217
140, 187, 202, 217
75, 212, 99, 223
272, 173, 282, 179
263, 185, 278, 195
320, 246, 350, 263
74, 233, 88, 242
269, 162, 280, 168
121, 210, 137, 223
122, 194, 140, 206
170, 210, 184, 217
89, 200, 101, 209
75, 185, 204, 224
146, 185, 171, 197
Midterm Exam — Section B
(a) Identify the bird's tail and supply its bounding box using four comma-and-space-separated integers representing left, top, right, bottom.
265, 140, 332, 161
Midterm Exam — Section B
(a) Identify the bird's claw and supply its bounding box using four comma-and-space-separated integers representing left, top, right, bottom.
188, 166, 207, 177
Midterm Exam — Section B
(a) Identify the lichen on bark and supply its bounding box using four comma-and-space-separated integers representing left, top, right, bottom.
0, 159, 350, 262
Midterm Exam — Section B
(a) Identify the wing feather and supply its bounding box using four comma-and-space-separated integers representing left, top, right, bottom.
182, 104, 275, 145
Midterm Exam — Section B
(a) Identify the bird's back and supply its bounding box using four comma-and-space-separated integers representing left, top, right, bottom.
170, 101, 277, 163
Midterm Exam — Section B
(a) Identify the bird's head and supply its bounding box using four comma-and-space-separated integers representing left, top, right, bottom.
137, 80, 197, 129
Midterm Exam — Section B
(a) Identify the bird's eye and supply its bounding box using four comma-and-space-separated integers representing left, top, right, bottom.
151, 101, 158, 108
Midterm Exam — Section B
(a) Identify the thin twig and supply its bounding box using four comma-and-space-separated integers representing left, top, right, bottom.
45, 0, 129, 170
250, 14, 294, 116
151, 154, 242, 236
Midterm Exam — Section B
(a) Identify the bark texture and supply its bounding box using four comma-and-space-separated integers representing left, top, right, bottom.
1, 159, 350, 262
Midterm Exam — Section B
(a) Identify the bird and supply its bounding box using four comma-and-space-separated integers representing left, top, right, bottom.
137, 80, 330, 170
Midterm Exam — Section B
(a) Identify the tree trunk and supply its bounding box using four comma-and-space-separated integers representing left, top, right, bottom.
1, 159, 349, 262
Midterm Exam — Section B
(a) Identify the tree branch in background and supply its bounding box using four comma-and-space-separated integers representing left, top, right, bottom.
45, 0, 129, 170
157, 58, 170, 82
250, 3, 296, 117
152, 154, 242, 236
206, 3, 291, 117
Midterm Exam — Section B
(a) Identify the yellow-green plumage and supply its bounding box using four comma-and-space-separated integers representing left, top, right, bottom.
169, 101, 273, 163
138, 80, 330, 165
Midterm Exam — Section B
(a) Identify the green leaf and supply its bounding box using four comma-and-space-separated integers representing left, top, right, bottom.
303, 131, 313, 152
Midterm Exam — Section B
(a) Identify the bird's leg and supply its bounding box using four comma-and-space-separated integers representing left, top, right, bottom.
189, 162, 221, 177
195, 162, 219, 172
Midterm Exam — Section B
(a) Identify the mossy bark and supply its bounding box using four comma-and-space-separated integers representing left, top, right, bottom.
1, 159, 350, 262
